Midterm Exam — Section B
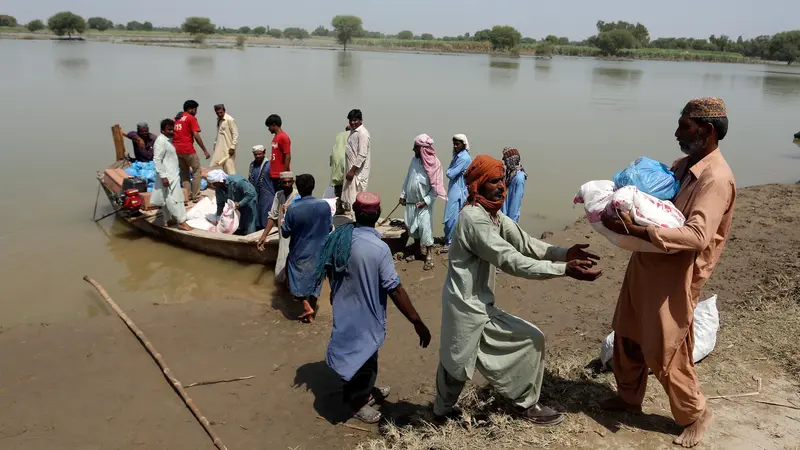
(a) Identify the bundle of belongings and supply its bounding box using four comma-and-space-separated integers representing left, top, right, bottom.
573, 157, 684, 253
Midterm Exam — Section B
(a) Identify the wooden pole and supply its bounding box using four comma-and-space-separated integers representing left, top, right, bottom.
82, 276, 228, 450
378, 202, 402, 226
111, 124, 126, 161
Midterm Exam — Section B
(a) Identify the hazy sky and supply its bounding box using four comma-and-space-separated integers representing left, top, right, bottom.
10, 0, 798, 40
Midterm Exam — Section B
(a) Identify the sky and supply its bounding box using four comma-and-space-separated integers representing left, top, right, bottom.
8, 0, 799, 40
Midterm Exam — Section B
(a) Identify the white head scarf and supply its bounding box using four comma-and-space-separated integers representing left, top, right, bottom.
453, 134, 470, 151
252, 144, 265, 153
207, 169, 228, 184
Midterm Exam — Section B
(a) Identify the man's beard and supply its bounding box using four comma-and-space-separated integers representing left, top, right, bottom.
282, 187, 293, 195
678, 131, 707, 155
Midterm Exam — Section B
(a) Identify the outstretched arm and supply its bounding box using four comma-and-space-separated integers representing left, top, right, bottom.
389, 285, 431, 348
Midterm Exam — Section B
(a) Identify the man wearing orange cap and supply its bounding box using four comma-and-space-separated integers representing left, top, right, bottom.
434, 155, 602, 426
601, 98, 735, 448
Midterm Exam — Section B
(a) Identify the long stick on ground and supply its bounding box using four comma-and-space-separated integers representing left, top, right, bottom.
186, 376, 255, 388
83, 276, 227, 450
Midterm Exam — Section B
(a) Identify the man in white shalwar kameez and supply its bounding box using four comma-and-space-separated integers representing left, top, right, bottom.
257, 171, 299, 283
433, 155, 602, 426
341, 109, 371, 217
152, 118, 192, 231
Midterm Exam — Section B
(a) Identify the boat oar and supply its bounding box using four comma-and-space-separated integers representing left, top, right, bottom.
82, 277, 228, 450
378, 201, 402, 227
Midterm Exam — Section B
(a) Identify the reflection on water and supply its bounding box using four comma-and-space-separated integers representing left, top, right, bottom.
56, 57, 89, 75
335, 51, 360, 95
534, 59, 551, 81
592, 66, 643, 86
762, 74, 800, 98
590, 64, 643, 111
186, 54, 215, 75
488, 57, 520, 86
702, 73, 724, 88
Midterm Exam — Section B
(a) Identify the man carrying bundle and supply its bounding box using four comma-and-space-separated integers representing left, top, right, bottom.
600, 98, 735, 448
433, 155, 602, 426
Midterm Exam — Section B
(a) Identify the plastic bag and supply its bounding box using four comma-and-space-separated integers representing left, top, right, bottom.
124, 161, 157, 192
216, 199, 240, 234
599, 295, 719, 369
613, 157, 679, 200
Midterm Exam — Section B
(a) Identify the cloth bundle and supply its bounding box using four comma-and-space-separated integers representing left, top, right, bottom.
185, 197, 239, 234
613, 156, 679, 200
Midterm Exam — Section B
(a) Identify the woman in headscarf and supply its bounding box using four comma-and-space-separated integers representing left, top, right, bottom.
441, 134, 472, 253
501, 147, 527, 223
208, 168, 258, 235
399, 134, 446, 271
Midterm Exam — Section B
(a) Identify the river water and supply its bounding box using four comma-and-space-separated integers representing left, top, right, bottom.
1, 39, 799, 327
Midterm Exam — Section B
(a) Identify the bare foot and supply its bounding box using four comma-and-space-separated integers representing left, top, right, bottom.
674, 407, 714, 448
177, 222, 194, 231
298, 300, 315, 324
599, 396, 643, 413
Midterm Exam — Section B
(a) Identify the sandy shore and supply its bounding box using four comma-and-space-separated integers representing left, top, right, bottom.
0, 184, 798, 449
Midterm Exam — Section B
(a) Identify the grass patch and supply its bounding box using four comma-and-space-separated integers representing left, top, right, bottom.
617, 48, 746, 62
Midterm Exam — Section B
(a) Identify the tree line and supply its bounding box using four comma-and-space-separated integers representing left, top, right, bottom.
2, 12, 799, 64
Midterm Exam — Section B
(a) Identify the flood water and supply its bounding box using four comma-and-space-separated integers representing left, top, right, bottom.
1, 39, 799, 327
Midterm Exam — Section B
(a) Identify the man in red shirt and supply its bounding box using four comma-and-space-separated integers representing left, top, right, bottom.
174, 100, 210, 201
265, 114, 291, 194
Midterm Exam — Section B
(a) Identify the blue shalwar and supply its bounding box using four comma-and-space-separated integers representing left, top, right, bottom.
443, 150, 472, 245
215, 174, 258, 235
248, 159, 274, 231
281, 197, 333, 298
501, 172, 527, 223
326, 227, 401, 381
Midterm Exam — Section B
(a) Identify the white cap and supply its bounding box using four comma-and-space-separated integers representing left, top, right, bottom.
252, 144, 265, 152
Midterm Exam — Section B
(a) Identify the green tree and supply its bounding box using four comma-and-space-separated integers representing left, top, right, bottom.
544, 34, 558, 44
142, 21, 153, 31
769, 30, 800, 65
25, 19, 45, 32
397, 30, 413, 40
536, 41, 555, 57
238, 26, 251, 34
521, 37, 536, 44
126, 21, 143, 31
47, 11, 86, 38
331, 15, 363, 51
115, 24, 125, 30
266, 28, 282, 38
596, 29, 637, 56
283, 27, 309, 40
474, 29, 492, 41
253, 26, 266, 35
312, 25, 329, 36
558, 36, 570, 45
0, 15, 17, 27
595, 20, 649, 48
489, 25, 522, 52
181, 17, 215, 35
709, 34, 731, 52
87, 17, 112, 31
420, 33, 434, 41
236, 35, 246, 48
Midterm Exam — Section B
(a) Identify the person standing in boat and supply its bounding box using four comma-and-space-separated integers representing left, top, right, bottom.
174, 100, 210, 202
121, 122, 157, 162
315, 192, 432, 424
152, 118, 192, 231
248, 145, 274, 231
341, 109, 371, 218
212, 104, 239, 174
257, 171, 299, 284
266, 114, 292, 198
281, 174, 332, 323
442, 134, 472, 253
207, 169, 258, 235
500, 147, 527, 223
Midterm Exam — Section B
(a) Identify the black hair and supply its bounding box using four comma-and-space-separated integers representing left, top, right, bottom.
265, 114, 282, 128
160, 118, 175, 131
347, 109, 363, 121
296, 174, 315, 196
183, 100, 199, 111
355, 209, 380, 227
214, 104, 225, 111
174, 111, 184, 120
692, 117, 728, 141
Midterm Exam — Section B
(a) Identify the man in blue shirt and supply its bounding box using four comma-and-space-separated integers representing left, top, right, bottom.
500, 147, 527, 223
316, 192, 432, 424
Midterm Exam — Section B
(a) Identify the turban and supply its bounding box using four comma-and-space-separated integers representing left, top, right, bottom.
252, 144, 265, 153
453, 134, 470, 150
279, 171, 295, 180
414, 134, 447, 200
206, 169, 228, 184
682, 97, 727, 119
464, 155, 506, 216
354, 192, 381, 214
502, 147, 526, 185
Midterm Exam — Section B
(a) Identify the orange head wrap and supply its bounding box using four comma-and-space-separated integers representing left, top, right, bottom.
464, 155, 507, 216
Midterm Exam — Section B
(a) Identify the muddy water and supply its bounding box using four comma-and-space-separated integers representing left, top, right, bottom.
1, 39, 799, 327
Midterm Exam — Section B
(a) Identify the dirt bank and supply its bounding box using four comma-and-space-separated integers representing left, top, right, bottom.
1, 184, 798, 449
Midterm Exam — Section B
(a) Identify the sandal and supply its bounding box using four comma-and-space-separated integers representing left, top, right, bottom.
439, 245, 449, 254
518, 403, 565, 426
423, 259, 434, 271
367, 386, 391, 406
353, 404, 382, 424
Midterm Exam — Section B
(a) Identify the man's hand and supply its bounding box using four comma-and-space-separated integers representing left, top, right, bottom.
565, 260, 603, 281
416, 202, 426, 209
161, 178, 170, 188
601, 209, 633, 235
229, 148, 235, 156
399, 198, 407, 206
414, 320, 431, 348
234, 202, 240, 210
346, 167, 356, 182
256, 236, 267, 252
566, 244, 600, 264
135, 137, 145, 148
203, 150, 211, 160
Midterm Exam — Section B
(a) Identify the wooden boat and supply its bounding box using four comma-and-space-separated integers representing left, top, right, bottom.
96, 125, 408, 264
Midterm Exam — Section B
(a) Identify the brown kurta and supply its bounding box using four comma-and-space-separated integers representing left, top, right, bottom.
612, 148, 735, 426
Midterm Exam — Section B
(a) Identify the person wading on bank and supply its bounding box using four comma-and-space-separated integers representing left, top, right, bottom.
248, 145, 274, 231
152, 118, 192, 231
266, 114, 291, 197
442, 134, 472, 253
500, 147, 527, 223
257, 171, 299, 284
341, 109, 371, 217
122, 122, 157, 162
173, 100, 210, 202
433, 155, 602, 426
330, 125, 350, 214
600, 98, 735, 449
400, 134, 446, 271
207, 169, 258, 236
315, 192, 431, 424
212, 104, 238, 174
281, 174, 332, 323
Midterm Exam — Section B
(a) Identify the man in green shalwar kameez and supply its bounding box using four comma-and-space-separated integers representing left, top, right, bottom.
433, 155, 603, 426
